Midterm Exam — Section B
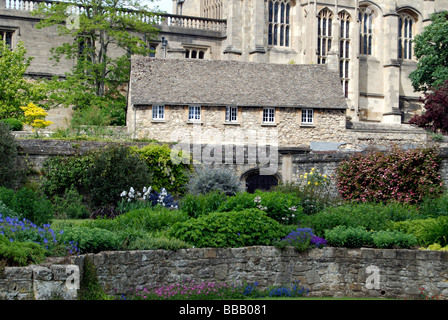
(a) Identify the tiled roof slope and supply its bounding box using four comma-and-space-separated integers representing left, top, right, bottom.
130, 57, 348, 109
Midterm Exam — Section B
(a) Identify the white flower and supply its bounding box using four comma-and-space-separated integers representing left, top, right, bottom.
120, 191, 127, 197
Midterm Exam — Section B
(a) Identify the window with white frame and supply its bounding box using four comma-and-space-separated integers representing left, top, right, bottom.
263, 108, 275, 123
301, 109, 314, 124
339, 11, 351, 98
398, 13, 414, 60
152, 105, 165, 120
359, 7, 374, 55
268, 0, 291, 47
188, 106, 201, 121
0, 30, 14, 49
317, 8, 333, 64
225, 106, 238, 122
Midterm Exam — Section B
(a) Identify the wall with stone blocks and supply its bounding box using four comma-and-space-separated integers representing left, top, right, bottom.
68, 247, 447, 300
0, 264, 79, 300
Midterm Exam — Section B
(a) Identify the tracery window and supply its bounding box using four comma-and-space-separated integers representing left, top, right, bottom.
359, 7, 374, 55
398, 13, 414, 60
185, 49, 205, 59
339, 11, 351, 98
268, 0, 290, 47
317, 8, 333, 64
202, 0, 223, 19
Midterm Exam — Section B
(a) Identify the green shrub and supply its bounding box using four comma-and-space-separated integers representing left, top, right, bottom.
336, 145, 444, 204
218, 190, 303, 224
168, 208, 287, 248
125, 232, 192, 251
371, 230, 418, 249
133, 144, 192, 196
324, 226, 373, 248
0, 122, 19, 188
417, 195, 448, 218
420, 243, 448, 251
0, 187, 15, 208
78, 256, 112, 300
0, 234, 46, 267
387, 217, 447, 246
0, 201, 18, 218
187, 166, 244, 196
52, 186, 89, 219
57, 226, 122, 253
0, 118, 23, 131
179, 191, 228, 218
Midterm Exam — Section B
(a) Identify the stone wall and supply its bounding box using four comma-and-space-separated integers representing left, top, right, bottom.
2, 247, 445, 300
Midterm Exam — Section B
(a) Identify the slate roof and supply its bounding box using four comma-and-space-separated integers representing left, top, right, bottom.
130, 57, 348, 109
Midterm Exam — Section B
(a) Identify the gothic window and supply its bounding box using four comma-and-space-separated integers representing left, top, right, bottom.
317, 8, 333, 64
152, 105, 165, 120
0, 30, 14, 49
398, 13, 414, 60
339, 11, 350, 98
268, 0, 290, 47
263, 108, 275, 123
301, 109, 314, 124
359, 7, 374, 55
225, 106, 238, 122
202, 0, 223, 19
188, 106, 201, 121
185, 49, 206, 59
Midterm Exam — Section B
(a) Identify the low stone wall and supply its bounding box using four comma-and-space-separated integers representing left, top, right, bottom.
70, 246, 448, 300
0, 264, 79, 300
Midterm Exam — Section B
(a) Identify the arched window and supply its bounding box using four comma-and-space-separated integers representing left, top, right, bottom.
202, 0, 223, 19
339, 11, 351, 98
398, 13, 415, 60
268, 0, 291, 47
317, 8, 333, 64
359, 7, 374, 55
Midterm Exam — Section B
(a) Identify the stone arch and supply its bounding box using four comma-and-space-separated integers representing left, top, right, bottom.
241, 168, 281, 193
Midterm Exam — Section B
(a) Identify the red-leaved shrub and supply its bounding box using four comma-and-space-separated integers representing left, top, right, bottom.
336, 146, 444, 204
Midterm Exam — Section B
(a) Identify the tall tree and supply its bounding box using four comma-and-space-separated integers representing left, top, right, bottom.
410, 11, 448, 93
32, 0, 160, 122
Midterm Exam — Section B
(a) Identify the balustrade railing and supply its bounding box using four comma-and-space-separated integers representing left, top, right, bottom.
4, 0, 227, 33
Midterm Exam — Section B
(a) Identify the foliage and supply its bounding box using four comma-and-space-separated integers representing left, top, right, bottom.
52, 186, 89, 219
274, 227, 327, 252
324, 226, 418, 249
32, 0, 159, 125
133, 144, 192, 195
20, 103, 53, 134
168, 208, 288, 248
409, 12, 448, 93
218, 190, 302, 224
187, 166, 244, 196
420, 243, 448, 251
0, 118, 23, 131
416, 194, 448, 218
57, 226, 121, 253
265, 281, 309, 298
408, 80, 448, 134
299, 202, 421, 238
78, 256, 112, 300
179, 191, 228, 219
335, 146, 444, 204
0, 187, 54, 226
125, 232, 192, 251
0, 234, 46, 267
0, 122, 19, 188
0, 40, 48, 120
117, 186, 178, 213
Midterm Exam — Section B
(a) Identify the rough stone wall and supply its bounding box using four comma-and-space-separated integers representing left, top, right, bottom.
66, 247, 448, 300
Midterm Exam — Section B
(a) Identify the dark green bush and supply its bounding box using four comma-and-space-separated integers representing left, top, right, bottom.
57, 226, 122, 253
187, 166, 244, 196
324, 226, 373, 248
179, 191, 228, 218
371, 230, 417, 249
0, 118, 23, 131
0, 235, 46, 267
52, 186, 89, 219
168, 208, 288, 248
0, 122, 19, 188
417, 195, 448, 218
0, 187, 53, 226
218, 190, 303, 224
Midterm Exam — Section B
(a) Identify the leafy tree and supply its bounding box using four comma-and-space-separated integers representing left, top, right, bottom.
408, 80, 448, 134
410, 12, 448, 93
32, 0, 160, 125
0, 41, 48, 120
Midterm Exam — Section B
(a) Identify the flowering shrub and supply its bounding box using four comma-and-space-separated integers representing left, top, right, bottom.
274, 227, 327, 252
118, 186, 178, 213
20, 102, 53, 135
336, 146, 444, 204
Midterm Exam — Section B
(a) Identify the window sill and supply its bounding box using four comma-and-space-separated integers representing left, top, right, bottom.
223, 122, 240, 125
186, 121, 203, 125
151, 119, 166, 123
261, 123, 277, 127
300, 124, 315, 128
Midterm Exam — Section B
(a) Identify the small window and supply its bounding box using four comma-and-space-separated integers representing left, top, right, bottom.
301, 109, 314, 124
149, 45, 156, 57
0, 30, 14, 49
152, 105, 165, 120
188, 106, 201, 121
263, 108, 275, 123
225, 106, 238, 122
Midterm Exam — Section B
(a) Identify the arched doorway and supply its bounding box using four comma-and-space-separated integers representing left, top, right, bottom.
242, 169, 280, 193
